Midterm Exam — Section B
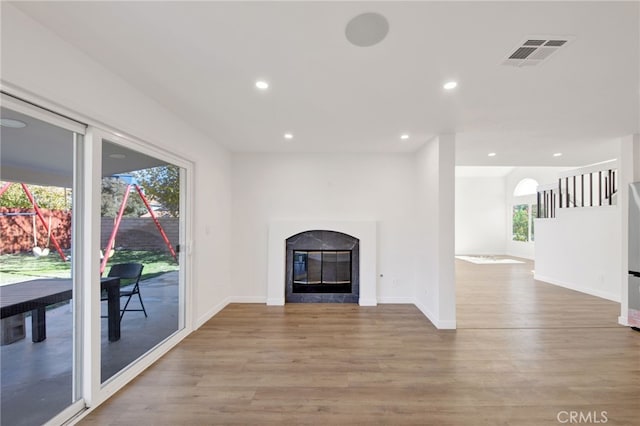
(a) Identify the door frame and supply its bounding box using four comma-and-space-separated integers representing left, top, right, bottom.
1, 86, 196, 422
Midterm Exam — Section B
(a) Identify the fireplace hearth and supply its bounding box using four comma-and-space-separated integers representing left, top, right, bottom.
285, 230, 359, 303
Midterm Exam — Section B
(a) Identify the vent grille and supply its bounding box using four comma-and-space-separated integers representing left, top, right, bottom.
524, 39, 545, 46
545, 40, 567, 47
509, 47, 537, 59
503, 36, 574, 67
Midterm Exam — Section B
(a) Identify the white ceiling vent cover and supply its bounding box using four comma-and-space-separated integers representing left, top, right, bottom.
502, 36, 575, 67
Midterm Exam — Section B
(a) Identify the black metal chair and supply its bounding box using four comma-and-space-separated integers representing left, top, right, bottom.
104, 262, 147, 321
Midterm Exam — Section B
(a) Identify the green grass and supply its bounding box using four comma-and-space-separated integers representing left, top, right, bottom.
0, 250, 179, 285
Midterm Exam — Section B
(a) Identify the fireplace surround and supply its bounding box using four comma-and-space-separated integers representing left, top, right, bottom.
267, 220, 377, 306
285, 230, 359, 303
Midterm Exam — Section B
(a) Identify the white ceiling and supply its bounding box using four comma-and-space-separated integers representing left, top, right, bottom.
9, 1, 640, 167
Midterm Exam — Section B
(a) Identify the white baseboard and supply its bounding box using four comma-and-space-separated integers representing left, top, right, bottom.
534, 274, 620, 302
194, 295, 271, 330
228, 296, 267, 304
413, 299, 457, 330
413, 299, 436, 326
377, 297, 414, 304
618, 316, 629, 326
195, 297, 231, 329
358, 298, 377, 306
266, 297, 285, 306
436, 319, 457, 329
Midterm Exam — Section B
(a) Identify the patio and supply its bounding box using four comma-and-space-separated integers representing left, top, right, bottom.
0, 271, 179, 426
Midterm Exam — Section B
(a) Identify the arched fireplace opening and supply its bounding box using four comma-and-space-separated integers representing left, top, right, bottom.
285, 230, 359, 303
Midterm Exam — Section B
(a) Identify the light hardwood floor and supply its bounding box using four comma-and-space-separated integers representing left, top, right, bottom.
81, 258, 640, 425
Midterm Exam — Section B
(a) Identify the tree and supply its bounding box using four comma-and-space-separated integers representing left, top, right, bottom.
0, 181, 71, 210
101, 177, 147, 217
133, 165, 180, 217
512, 204, 529, 242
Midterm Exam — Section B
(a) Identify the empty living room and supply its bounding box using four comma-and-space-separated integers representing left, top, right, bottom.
0, 1, 638, 425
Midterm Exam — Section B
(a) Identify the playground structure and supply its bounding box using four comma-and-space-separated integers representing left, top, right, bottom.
0, 182, 67, 261
0, 177, 178, 275
99, 175, 177, 274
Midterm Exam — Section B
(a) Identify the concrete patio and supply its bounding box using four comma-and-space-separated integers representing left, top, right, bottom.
1, 271, 179, 426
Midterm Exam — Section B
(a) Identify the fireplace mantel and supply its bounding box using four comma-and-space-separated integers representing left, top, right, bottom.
267, 221, 377, 306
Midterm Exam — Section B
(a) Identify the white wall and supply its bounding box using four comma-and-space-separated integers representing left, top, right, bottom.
535, 206, 621, 302
455, 176, 506, 255
231, 152, 418, 303
505, 167, 566, 259
617, 135, 639, 324
1, 4, 233, 327
413, 136, 456, 328
534, 148, 633, 305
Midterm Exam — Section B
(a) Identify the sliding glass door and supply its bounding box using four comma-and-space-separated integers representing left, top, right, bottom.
0, 94, 190, 425
0, 99, 86, 425
99, 138, 185, 383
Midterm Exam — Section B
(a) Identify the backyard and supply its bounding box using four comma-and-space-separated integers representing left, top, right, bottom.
0, 250, 179, 285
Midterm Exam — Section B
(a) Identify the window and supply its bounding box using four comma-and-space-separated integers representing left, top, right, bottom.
513, 178, 538, 196
512, 179, 538, 243
512, 204, 530, 242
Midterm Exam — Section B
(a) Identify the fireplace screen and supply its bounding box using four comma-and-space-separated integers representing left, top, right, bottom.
292, 250, 351, 293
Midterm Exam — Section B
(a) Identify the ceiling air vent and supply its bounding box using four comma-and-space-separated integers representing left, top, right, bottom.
503, 36, 574, 67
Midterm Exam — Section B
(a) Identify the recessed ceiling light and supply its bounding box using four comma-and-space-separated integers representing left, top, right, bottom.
0, 118, 27, 128
488, 152, 497, 157
284, 133, 293, 140
553, 152, 563, 157
400, 134, 410, 140
109, 153, 126, 159
255, 80, 269, 90
443, 81, 458, 90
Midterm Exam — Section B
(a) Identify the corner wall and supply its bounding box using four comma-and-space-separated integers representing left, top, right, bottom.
618, 134, 640, 323
413, 136, 456, 328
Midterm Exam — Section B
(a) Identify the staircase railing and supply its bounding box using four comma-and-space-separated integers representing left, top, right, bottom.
537, 160, 618, 219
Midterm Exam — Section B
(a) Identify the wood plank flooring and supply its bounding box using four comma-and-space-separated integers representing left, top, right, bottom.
81, 258, 640, 425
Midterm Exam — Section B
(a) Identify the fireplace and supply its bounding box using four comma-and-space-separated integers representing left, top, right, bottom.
286, 230, 359, 303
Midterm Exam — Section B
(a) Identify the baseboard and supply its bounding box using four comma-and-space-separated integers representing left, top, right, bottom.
266, 297, 285, 306
436, 319, 457, 329
618, 316, 629, 326
534, 274, 620, 302
413, 299, 436, 326
228, 296, 267, 304
195, 297, 231, 329
377, 297, 414, 304
195, 296, 269, 329
358, 298, 377, 306
413, 299, 457, 330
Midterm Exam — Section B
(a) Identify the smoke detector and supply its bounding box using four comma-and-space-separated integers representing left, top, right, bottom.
502, 36, 575, 67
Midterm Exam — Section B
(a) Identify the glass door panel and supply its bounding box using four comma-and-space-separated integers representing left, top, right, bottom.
100, 140, 184, 383
0, 106, 81, 425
